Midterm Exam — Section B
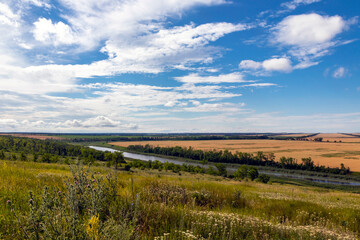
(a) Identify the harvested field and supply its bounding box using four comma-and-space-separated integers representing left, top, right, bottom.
0, 133, 64, 140
308, 133, 360, 143
111, 139, 360, 172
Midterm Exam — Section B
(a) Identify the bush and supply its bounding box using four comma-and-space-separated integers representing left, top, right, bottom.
124, 164, 131, 171
258, 174, 270, 183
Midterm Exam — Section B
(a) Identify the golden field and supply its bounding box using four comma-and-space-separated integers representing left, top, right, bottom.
308, 133, 360, 143
111, 135, 360, 172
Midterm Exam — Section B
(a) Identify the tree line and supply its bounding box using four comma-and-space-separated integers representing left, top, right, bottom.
63, 133, 319, 143
0, 136, 124, 166
127, 144, 351, 175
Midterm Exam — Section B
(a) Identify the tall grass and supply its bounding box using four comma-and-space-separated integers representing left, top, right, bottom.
1, 160, 359, 239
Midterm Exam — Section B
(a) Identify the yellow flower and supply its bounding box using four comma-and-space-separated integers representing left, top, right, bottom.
86, 214, 100, 240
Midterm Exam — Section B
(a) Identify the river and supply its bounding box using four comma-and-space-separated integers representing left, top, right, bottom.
89, 146, 360, 186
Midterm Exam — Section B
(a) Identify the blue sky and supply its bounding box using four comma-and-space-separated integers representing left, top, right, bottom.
0, 0, 359, 133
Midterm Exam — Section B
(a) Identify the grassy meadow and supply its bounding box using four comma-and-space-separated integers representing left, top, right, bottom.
1, 159, 360, 239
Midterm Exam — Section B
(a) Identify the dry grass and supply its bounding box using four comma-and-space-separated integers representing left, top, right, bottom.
111, 139, 360, 171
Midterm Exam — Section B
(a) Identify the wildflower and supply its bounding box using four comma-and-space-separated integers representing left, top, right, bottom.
7, 200, 10, 204
58, 191, 61, 194
86, 215, 100, 240
29, 199, 33, 202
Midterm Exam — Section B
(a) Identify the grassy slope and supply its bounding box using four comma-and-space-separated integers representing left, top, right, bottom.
1, 160, 360, 239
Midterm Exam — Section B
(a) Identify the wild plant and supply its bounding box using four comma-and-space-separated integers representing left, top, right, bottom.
7, 164, 137, 240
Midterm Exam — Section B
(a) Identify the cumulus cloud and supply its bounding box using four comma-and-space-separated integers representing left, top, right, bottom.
271, 13, 351, 67
274, 14, 345, 46
63, 116, 135, 128
238, 60, 262, 70
262, 58, 292, 72
0, 116, 138, 132
239, 57, 292, 73
33, 18, 77, 46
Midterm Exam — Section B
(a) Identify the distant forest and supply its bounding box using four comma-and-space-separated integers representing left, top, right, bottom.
50, 133, 319, 142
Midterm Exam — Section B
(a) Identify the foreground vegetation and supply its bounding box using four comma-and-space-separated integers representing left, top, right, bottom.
1, 160, 360, 239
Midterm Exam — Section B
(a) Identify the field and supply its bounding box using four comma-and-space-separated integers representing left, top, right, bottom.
1, 160, 360, 239
0, 133, 64, 140
308, 133, 360, 143
111, 137, 360, 171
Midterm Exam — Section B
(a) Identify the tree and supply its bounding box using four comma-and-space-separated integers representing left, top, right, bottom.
112, 152, 125, 169
20, 152, 27, 161
42, 153, 51, 163
214, 163, 227, 176
234, 165, 248, 180
33, 153, 38, 162
0, 150, 5, 160
247, 167, 259, 181
301, 157, 314, 169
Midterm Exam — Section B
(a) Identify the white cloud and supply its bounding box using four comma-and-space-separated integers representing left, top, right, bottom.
0, 21, 247, 94
242, 83, 277, 87
239, 57, 292, 73
274, 14, 345, 46
42, 0, 228, 50
0, 3, 20, 27
101, 22, 247, 72
33, 18, 77, 46
262, 58, 292, 72
182, 102, 243, 112
238, 60, 262, 70
281, 0, 321, 10
25, 0, 51, 9
272, 13, 351, 67
333, 67, 347, 78
174, 72, 247, 84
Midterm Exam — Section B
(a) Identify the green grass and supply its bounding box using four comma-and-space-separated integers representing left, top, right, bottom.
1, 159, 360, 239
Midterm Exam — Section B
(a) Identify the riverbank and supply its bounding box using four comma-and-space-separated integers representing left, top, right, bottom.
88, 144, 360, 191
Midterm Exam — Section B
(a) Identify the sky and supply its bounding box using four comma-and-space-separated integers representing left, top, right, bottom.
0, 0, 359, 133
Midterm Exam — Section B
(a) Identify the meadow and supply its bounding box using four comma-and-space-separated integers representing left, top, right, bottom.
1, 160, 360, 239
111, 134, 360, 171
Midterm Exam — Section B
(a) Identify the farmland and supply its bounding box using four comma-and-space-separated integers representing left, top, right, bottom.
111, 134, 360, 171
